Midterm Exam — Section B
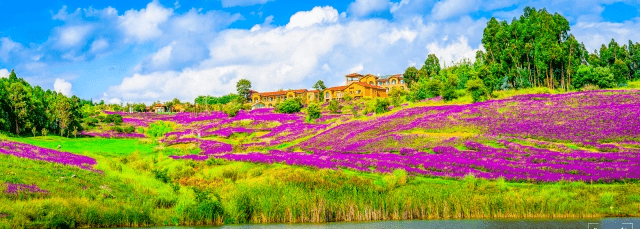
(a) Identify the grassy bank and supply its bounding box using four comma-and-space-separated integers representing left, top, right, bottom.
1, 136, 639, 228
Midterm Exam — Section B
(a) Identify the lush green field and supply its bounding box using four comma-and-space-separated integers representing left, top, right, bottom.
1, 134, 640, 228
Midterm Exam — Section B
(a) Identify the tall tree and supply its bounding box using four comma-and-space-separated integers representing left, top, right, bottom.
313, 80, 326, 102
236, 79, 252, 103
421, 54, 441, 78
402, 66, 419, 88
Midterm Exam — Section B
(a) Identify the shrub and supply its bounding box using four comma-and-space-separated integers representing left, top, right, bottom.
306, 103, 321, 120
374, 98, 390, 114
572, 65, 615, 89
343, 93, 353, 102
328, 100, 342, 114
105, 114, 123, 125
466, 77, 487, 103
146, 121, 173, 138
276, 98, 303, 114
441, 73, 459, 101
223, 103, 241, 117
83, 117, 99, 126
426, 78, 443, 97
123, 126, 135, 134
389, 87, 405, 107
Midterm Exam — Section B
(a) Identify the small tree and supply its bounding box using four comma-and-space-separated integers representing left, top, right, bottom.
328, 100, 342, 114
277, 98, 303, 114
307, 103, 321, 120
41, 128, 48, 137
403, 66, 419, 88
343, 93, 353, 102
223, 103, 241, 117
31, 127, 37, 137
389, 87, 405, 107
374, 98, 390, 114
465, 77, 486, 103
236, 79, 252, 103
426, 78, 442, 98
313, 80, 327, 101
441, 73, 459, 101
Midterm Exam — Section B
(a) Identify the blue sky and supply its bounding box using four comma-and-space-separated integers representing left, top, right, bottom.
0, 0, 639, 104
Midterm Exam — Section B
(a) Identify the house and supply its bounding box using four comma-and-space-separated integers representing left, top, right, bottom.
153, 103, 167, 113
250, 89, 320, 109
324, 82, 387, 102
345, 73, 407, 93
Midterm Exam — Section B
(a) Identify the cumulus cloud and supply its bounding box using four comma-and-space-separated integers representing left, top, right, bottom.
118, 0, 173, 42
572, 20, 640, 52
0, 37, 23, 62
348, 0, 390, 17
426, 36, 482, 67
431, 0, 480, 20
286, 6, 339, 29
220, 0, 272, 8
90, 39, 109, 52
54, 78, 73, 96
55, 25, 93, 47
0, 68, 9, 78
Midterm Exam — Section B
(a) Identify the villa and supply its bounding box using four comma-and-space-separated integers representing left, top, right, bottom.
250, 72, 406, 108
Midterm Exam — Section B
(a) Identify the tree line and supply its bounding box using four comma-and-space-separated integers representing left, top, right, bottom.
0, 70, 87, 137
404, 7, 640, 102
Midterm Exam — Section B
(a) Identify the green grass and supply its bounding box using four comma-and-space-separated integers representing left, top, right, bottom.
2, 135, 156, 157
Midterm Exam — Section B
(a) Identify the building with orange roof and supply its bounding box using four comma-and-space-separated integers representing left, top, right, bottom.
323, 81, 387, 102
251, 88, 319, 109
345, 73, 407, 93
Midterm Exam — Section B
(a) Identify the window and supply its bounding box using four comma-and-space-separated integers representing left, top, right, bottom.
377, 82, 382, 86
386, 81, 390, 85
400, 80, 404, 84
325, 92, 330, 98
356, 90, 361, 94
392, 79, 397, 85
270, 97, 273, 101
369, 81, 374, 85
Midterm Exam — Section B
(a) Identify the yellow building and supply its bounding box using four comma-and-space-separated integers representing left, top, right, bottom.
324, 81, 387, 102
345, 73, 407, 92
251, 89, 319, 109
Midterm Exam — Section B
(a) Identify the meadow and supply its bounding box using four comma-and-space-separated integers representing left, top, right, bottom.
1, 88, 640, 228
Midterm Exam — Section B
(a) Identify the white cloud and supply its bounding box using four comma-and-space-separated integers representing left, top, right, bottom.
250, 25, 261, 32
90, 39, 109, 52
220, 0, 272, 7
56, 25, 93, 47
0, 69, 9, 78
426, 36, 481, 67
118, 0, 173, 42
573, 20, 640, 52
322, 63, 331, 72
0, 37, 22, 62
286, 6, 339, 29
151, 44, 173, 66
380, 27, 418, 44
54, 78, 73, 96
431, 0, 480, 20
348, 0, 390, 17
108, 98, 122, 104
390, 0, 410, 13
348, 64, 364, 74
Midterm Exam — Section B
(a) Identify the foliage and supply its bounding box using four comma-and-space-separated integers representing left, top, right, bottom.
146, 121, 174, 138
402, 66, 419, 88
194, 94, 241, 106
327, 100, 342, 114
236, 79, 252, 103
223, 103, 241, 118
306, 103, 321, 120
465, 77, 487, 103
105, 114, 123, 125
0, 70, 83, 137
441, 73, 459, 101
313, 80, 327, 101
572, 65, 615, 89
389, 87, 405, 107
374, 98, 390, 114
276, 98, 303, 114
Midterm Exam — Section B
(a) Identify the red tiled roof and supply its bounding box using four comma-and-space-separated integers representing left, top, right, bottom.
259, 91, 287, 96
326, 85, 348, 91
351, 82, 387, 90
292, 89, 308, 93
346, 73, 363, 77
308, 90, 318, 93
153, 103, 166, 108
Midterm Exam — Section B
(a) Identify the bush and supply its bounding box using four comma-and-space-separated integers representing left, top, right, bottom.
123, 126, 135, 134
328, 100, 342, 114
572, 65, 615, 89
306, 103, 321, 120
276, 98, 303, 114
105, 114, 123, 125
83, 117, 99, 126
223, 103, 241, 117
466, 77, 487, 103
426, 78, 443, 97
389, 87, 405, 107
441, 73, 459, 101
374, 98, 390, 114
146, 121, 173, 138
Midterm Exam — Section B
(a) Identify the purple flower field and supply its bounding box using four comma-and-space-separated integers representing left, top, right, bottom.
0, 140, 97, 170
120, 91, 640, 182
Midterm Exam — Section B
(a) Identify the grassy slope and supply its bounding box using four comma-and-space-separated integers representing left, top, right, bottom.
2, 86, 640, 228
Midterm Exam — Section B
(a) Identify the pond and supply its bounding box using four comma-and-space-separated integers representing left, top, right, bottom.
114, 218, 640, 229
